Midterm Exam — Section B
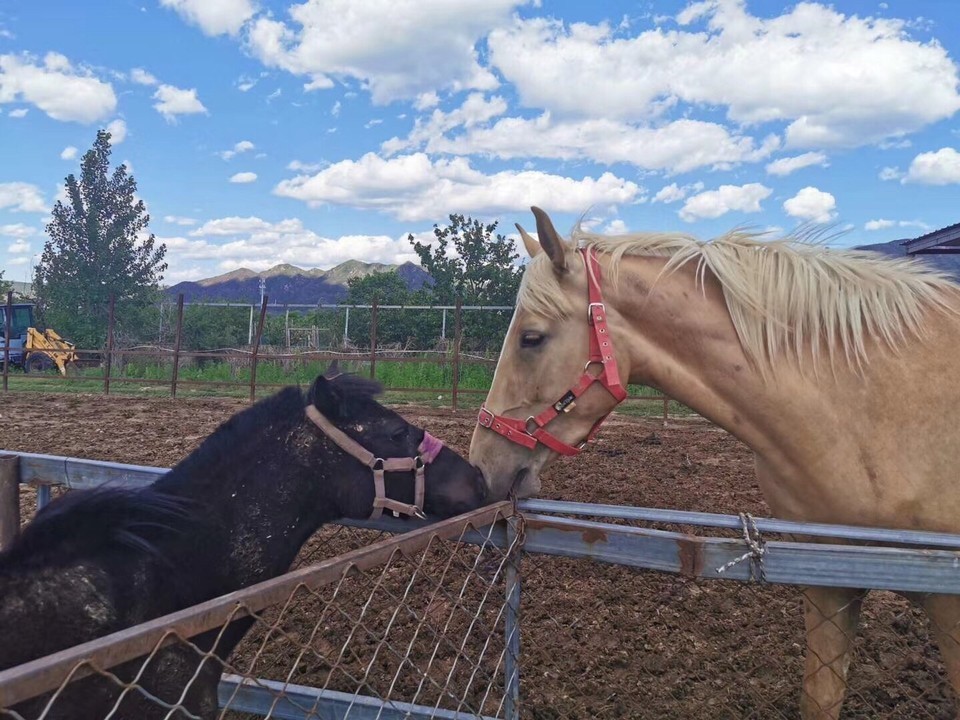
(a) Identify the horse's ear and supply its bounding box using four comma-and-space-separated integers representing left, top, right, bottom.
531, 206, 567, 273
515, 223, 542, 259
309, 375, 343, 418
324, 360, 340, 379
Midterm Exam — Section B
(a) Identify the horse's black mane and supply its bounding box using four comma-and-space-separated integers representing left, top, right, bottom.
0, 375, 386, 572
0, 486, 196, 571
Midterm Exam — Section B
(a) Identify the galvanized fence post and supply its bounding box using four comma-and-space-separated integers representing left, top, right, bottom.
452, 298, 462, 411
249, 296, 269, 402
0, 454, 19, 551
504, 516, 522, 720
369, 300, 378, 380
103, 294, 115, 395
171, 294, 184, 398
2, 291, 11, 393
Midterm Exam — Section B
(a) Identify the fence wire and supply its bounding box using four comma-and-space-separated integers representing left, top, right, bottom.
503, 513, 958, 720
0, 505, 521, 720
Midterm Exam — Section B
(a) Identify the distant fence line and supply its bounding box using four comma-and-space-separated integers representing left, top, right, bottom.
2, 292, 676, 417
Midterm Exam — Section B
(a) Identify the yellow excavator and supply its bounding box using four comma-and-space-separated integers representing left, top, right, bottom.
3, 303, 79, 375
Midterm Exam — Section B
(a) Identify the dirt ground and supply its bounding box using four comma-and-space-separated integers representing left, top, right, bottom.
0, 392, 953, 719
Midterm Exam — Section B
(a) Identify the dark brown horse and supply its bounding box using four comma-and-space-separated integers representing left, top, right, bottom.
1, 371, 486, 718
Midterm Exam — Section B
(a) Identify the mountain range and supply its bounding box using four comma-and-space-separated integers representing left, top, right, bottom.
166, 260, 432, 304
165, 238, 960, 305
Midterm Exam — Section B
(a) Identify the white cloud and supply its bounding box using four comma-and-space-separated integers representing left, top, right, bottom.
679, 183, 773, 222
7, 239, 30, 253
8, 256, 30, 266
130, 67, 158, 85
652, 181, 704, 204
160, 0, 257, 37
865, 218, 931, 231
0, 52, 117, 123
152, 84, 208, 122
879, 166, 902, 181
765, 152, 829, 176
246, 0, 521, 104
0, 182, 46, 213
219, 139, 255, 160
287, 159, 327, 172
8, 107, 27, 118
904, 147, 960, 185
0, 224, 36, 240
60, 146, 78, 160
387, 112, 780, 175
164, 215, 197, 226
106, 118, 127, 144
158, 216, 423, 279
783, 186, 837, 223
274, 152, 642, 222
415, 92, 440, 111
679, 183, 772, 222
604, 219, 628, 234
487, 3, 960, 148
229, 171, 258, 183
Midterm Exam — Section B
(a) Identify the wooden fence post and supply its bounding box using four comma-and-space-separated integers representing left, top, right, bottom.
452, 298, 462, 412
103, 294, 115, 395
369, 300, 378, 380
171, 294, 184, 398
0, 454, 20, 551
2, 291, 11, 393
249, 296, 269, 402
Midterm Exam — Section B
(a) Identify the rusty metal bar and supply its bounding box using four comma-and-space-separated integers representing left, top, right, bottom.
170, 294, 184, 398
452, 297, 462, 411
2, 291, 11, 392
0, 453, 19, 551
0, 501, 514, 708
249, 295, 268, 402
369, 299, 378, 380
103, 294, 115, 395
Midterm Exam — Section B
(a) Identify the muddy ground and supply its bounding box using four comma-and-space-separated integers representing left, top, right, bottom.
0, 392, 953, 719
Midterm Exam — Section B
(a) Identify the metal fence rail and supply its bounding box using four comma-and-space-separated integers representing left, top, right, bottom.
4, 451, 960, 718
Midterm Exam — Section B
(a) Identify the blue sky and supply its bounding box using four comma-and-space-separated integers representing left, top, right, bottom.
1, 0, 959, 285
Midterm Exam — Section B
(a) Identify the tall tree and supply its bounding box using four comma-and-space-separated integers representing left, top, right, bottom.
34, 129, 167, 348
410, 215, 522, 305
0, 271, 10, 297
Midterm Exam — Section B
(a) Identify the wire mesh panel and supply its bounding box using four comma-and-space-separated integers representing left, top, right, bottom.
0, 503, 520, 720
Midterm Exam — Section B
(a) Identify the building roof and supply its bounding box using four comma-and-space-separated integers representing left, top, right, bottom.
902, 222, 960, 255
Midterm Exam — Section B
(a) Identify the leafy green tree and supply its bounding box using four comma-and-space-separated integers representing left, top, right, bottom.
0, 270, 11, 297
410, 215, 521, 350
410, 215, 522, 305
34, 129, 167, 349
343, 271, 438, 348
345, 271, 416, 305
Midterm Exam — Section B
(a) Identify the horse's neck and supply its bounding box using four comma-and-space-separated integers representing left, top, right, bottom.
610, 256, 818, 455
154, 423, 334, 591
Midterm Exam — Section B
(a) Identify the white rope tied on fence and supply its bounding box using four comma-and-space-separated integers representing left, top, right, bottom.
716, 512, 767, 582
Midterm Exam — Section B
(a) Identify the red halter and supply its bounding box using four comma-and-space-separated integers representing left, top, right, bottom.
477, 247, 628, 456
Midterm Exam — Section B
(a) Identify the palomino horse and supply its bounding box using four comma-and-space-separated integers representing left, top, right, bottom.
469, 207, 960, 719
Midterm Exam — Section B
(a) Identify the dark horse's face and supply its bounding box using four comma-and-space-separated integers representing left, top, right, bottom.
307, 372, 487, 520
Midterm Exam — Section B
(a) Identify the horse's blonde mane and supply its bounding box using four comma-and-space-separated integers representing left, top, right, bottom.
517, 226, 958, 372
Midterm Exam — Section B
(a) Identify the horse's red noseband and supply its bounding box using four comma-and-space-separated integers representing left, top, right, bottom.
478, 247, 628, 456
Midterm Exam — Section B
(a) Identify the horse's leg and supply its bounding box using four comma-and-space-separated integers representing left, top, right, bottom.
800, 586, 865, 720
920, 592, 960, 708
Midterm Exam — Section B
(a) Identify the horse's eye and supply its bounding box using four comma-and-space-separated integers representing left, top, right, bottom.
390, 426, 408, 443
520, 331, 545, 349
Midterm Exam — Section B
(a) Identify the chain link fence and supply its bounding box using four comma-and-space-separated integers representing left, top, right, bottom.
6, 453, 960, 719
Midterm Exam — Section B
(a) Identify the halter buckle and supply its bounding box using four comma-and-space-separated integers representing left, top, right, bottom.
588, 302, 605, 324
